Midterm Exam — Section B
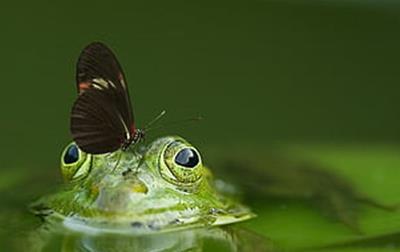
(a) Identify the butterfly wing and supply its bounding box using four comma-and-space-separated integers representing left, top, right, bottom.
71, 42, 136, 154
76, 42, 134, 125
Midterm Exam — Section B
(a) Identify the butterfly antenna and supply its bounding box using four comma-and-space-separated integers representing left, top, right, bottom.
143, 110, 167, 131
145, 115, 203, 132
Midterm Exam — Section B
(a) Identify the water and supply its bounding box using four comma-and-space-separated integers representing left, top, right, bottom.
1, 0, 400, 251
2, 144, 400, 251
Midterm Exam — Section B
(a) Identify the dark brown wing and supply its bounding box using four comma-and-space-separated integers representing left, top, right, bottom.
71, 88, 129, 154
76, 42, 134, 126
71, 42, 136, 154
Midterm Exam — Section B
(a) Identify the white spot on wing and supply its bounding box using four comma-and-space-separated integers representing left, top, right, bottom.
92, 78, 117, 90
118, 113, 130, 139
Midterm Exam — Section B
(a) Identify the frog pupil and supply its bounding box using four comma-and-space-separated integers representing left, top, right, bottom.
64, 145, 79, 164
175, 148, 199, 168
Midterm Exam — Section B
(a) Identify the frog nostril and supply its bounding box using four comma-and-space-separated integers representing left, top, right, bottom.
131, 221, 143, 228
174, 148, 199, 168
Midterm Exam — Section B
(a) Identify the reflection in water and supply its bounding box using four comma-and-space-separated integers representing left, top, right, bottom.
28, 223, 274, 252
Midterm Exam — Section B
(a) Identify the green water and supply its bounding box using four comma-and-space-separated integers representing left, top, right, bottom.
3, 144, 400, 251
1, 0, 400, 251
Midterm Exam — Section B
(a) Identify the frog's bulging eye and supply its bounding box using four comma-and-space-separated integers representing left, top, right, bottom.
61, 143, 91, 182
64, 144, 79, 164
160, 140, 203, 185
175, 148, 199, 168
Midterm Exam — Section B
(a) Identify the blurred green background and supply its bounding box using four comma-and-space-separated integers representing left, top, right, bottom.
1, 0, 400, 168
1, 0, 400, 251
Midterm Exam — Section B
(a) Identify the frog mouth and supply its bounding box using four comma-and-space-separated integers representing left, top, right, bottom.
60, 205, 255, 235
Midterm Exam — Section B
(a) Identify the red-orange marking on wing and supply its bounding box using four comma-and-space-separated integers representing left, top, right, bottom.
130, 123, 136, 135
79, 82, 91, 91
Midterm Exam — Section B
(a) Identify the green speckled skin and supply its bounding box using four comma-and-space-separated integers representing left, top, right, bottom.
32, 136, 254, 234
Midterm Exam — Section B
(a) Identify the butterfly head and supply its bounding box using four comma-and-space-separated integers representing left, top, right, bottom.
122, 128, 145, 151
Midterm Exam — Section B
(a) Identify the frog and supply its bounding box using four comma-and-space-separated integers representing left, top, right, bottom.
30, 136, 255, 235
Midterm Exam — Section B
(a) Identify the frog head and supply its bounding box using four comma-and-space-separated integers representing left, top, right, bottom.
36, 136, 253, 234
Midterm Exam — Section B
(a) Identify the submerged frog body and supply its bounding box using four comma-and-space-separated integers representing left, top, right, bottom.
32, 136, 254, 234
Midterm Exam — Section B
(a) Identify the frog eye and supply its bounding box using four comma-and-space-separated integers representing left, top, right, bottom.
175, 148, 199, 168
160, 140, 203, 185
61, 143, 91, 182
64, 144, 79, 164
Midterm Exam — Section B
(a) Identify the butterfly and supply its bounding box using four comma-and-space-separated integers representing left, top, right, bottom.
70, 42, 144, 154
